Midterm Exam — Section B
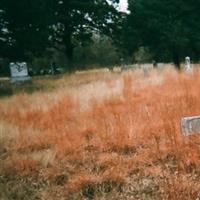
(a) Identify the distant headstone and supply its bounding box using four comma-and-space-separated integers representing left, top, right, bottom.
10, 62, 31, 83
157, 63, 165, 69
181, 115, 200, 136
153, 60, 157, 68
120, 58, 128, 70
185, 56, 193, 74
142, 64, 153, 77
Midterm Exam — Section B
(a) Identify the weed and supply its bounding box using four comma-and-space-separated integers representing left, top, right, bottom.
1, 67, 200, 199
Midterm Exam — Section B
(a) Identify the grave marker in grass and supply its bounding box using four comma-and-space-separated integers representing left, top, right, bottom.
10, 62, 31, 83
181, 116, 200, 136
185, 56, 193, 74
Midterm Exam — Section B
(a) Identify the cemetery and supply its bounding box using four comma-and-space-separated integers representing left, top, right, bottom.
1, 0, 200, 199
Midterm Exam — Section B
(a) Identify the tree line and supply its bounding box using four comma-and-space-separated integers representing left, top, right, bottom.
0, 0, 200, 73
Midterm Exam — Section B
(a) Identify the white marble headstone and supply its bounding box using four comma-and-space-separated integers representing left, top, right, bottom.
185, 57, 193, 74
181, 115, 200, 136
10, 62, 31, 83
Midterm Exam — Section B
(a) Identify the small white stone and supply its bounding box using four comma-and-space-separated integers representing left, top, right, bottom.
185, 56, 193, 74
181, 115, 200, 136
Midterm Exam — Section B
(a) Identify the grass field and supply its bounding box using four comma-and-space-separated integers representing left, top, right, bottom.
1, 66, 200, 200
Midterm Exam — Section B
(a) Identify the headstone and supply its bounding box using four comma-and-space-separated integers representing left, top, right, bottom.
120, 58, 127, 70
181, 115, 200, 136
142, 64, 152, 77
157, 63, 165, 69
185, 56, 193, 74
10, 62, 31, 83
153, 60, 157, 68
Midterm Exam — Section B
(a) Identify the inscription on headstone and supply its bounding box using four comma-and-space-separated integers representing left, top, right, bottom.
185, 56, 193, 74
181, 116, 200, 136
10, 62, 31, 83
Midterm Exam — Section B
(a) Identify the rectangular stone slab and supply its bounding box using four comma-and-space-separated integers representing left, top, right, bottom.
9, 62, 31, 83
181, 116, 200, 136
10, 62, 28, 77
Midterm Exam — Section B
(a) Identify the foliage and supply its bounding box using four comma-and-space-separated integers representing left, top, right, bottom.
133, 46, 153, 64
123, 0, 200, 67
74, 35, 121, 68
1, 0, 200, 70
0, 0, 53, 61
0, 0, 121, 71
50, 0, 121, 70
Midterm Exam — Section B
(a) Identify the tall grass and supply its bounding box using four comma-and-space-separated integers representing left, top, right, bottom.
1, 68, 200, 199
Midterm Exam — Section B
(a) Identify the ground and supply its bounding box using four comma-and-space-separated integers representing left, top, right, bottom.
1, 66, 200, 200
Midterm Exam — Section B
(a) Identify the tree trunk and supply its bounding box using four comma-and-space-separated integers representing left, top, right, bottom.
63, 24, 74, 72
192, 47, 199, 62
172, 50, 181, 70
64, 34, 74, 63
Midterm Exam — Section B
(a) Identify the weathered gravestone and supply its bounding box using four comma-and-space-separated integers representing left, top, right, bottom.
181, 116, 200, 136
10, 62, 31, 83
185, 56, 193, 74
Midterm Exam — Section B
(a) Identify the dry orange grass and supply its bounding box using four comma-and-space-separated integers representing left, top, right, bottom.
1, 67, 200, 199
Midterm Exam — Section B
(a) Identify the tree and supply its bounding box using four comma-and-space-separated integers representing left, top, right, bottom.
74, 34, 121, 67
0, 0, 122, 71
0, 7, 8, 58
0, 0, 54, 61
51, 0, 121, 68
123, 0, 200, 68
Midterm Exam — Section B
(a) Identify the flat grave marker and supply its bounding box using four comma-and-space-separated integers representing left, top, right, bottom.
181, 115, 200, 136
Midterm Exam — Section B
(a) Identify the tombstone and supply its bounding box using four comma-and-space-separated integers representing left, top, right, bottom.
157, 63, 165, 69
153, 60, 157, 68
142, 64, 152, 77
10, 62, 31, 83
181, 115, 200, 136
120, 58, 127, 70
185, 56, 193, 74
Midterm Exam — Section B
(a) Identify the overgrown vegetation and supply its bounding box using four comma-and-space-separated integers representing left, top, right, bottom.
1, 67, 200, 199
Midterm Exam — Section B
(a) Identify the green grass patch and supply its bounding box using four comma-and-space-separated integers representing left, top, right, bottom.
0, 76, 63, 98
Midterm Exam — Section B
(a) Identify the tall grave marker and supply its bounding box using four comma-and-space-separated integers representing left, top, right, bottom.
185, 56, 193, 74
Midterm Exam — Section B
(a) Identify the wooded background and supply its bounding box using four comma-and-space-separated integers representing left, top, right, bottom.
0, 0, 200, 75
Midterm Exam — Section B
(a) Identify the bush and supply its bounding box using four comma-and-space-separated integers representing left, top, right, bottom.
133, 46, 153, 64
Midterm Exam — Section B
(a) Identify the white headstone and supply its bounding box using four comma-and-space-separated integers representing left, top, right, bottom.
157, 63, 165, 69
10, 62, 31, 83
181, 115, 200, 136
185, 56, 193, 74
